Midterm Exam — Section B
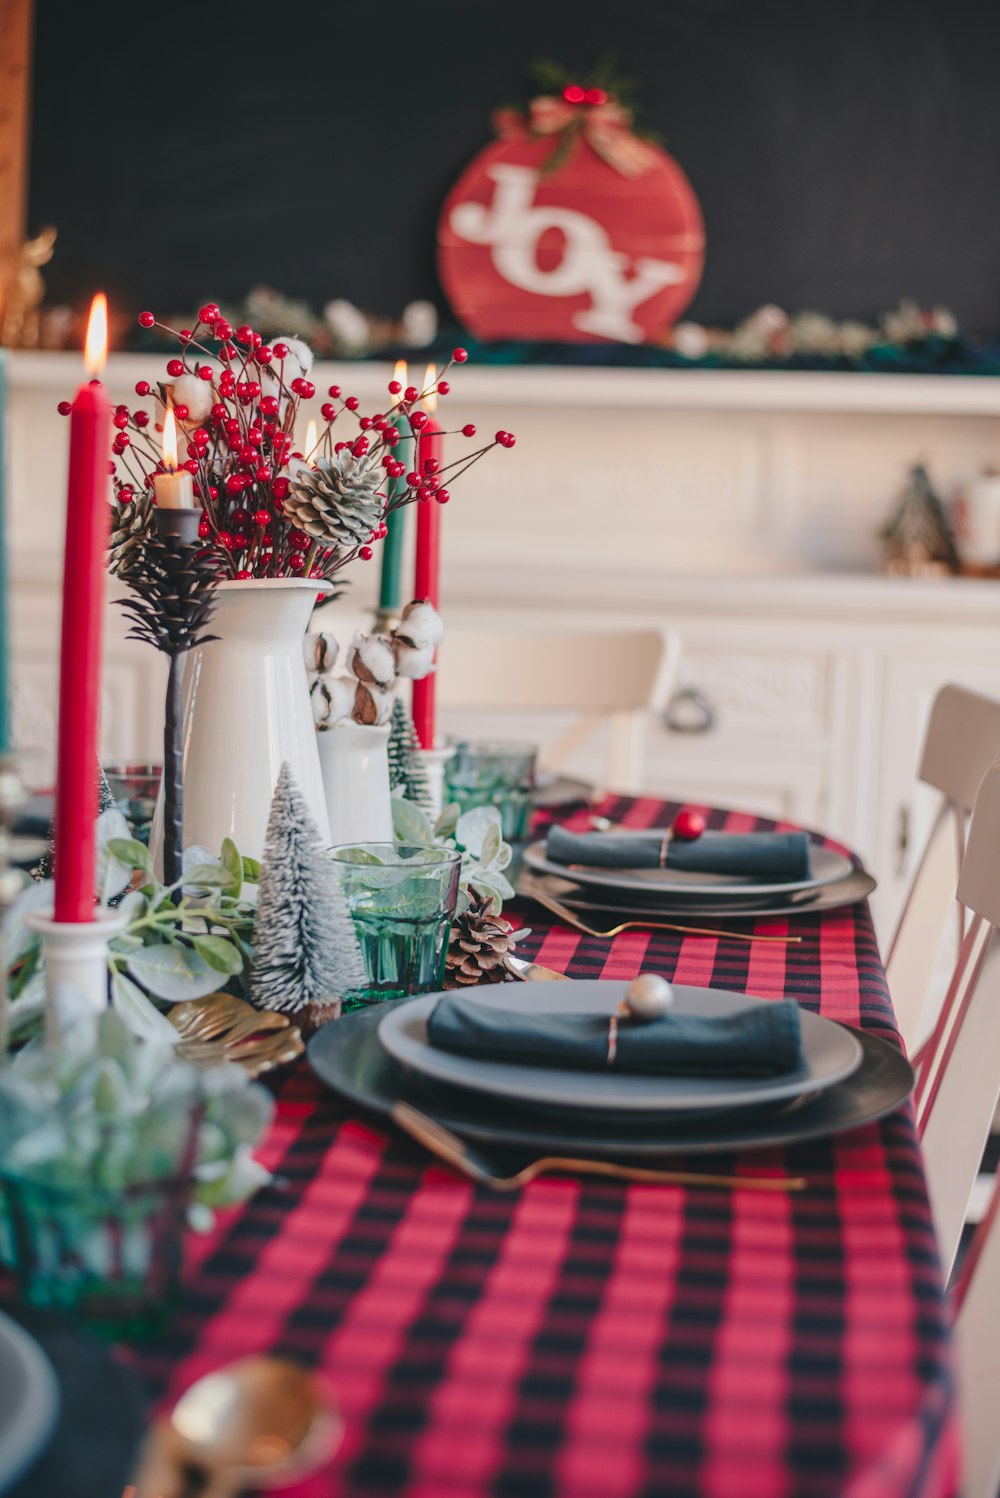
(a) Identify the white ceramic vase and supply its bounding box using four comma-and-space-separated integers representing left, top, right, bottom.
318, 721, 394, 847
150, 578, 330, 869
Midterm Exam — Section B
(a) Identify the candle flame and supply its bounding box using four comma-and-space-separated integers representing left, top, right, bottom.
305, 419, 318, 459
162, 404, 178, 471
83, 293, 108, 376
423, 363, 437, 414
393, 358, 407, 395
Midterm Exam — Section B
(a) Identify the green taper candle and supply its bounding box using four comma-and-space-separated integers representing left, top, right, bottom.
378, 359, 409, 614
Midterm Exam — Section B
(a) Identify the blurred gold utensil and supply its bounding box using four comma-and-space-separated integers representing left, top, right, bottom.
524, 883, 801, 945
168, 993, 304, 1076
392, 1101, 806, 1193
132, 1356, 340, 1497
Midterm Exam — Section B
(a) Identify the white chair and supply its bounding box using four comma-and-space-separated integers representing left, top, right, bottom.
914, 760, 1000, 1495
435, 628, 681, 794
885, 684, 1000, 1054
953, 1177, 1000, 1498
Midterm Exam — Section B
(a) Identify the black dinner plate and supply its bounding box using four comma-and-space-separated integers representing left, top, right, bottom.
308, 1003, 914, 1159
516, 867, 878, 920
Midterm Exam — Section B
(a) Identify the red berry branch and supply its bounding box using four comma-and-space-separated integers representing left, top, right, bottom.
61, 305, 515, 585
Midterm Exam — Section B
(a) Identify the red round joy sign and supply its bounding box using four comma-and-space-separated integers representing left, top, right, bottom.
437, 137, 705, 345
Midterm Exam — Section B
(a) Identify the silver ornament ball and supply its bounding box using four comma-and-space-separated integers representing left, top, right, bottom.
623, 973, 673, 1021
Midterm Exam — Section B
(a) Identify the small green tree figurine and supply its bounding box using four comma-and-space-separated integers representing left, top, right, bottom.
251, 763, 366, 1014
387, 698, 433, 810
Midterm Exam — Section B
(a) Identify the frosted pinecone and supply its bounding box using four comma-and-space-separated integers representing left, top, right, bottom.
285, 450, 384, 548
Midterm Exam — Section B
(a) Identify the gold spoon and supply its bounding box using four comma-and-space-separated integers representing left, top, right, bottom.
524, 883, 801, 945
132, 1357, 341, 1498
392, 1101, 806, 1193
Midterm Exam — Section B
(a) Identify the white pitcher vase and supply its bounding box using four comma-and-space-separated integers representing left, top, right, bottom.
318, 720, 394, 847
150, 577, 330, 869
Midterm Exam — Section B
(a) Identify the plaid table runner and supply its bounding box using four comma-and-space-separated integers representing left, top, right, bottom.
126, 799, 959, 1498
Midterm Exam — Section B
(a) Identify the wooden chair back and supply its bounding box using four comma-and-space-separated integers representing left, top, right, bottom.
885, 684, 1000, 1052
435, 628, 681, 793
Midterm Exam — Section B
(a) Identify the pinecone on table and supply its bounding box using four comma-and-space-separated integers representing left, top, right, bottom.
285, 451, 384, 548
108, 494, 153, 575
444, 894, 523, 987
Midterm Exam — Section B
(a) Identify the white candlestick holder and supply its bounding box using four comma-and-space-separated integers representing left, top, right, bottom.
24, 907, 128, 1047
414, 745, 455, 824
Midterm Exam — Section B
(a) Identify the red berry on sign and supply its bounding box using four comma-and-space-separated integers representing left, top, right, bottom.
135, 380, 152, 396
57, 400, 72, 416
138, 311, 155, 328
452, 347, 468, 362
672, 808, 706, 842
359, 545, 374, 560
166, 358, 184, 378
462, 423, 476, 438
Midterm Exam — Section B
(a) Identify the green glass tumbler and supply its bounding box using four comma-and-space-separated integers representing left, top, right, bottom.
443, 740, 538, 842
331, 842, 462, 1009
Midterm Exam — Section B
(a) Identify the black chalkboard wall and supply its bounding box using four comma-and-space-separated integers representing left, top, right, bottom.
26, 0, 1000, 333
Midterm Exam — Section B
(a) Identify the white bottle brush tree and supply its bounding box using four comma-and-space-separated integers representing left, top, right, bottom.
251, 763, 367, 1014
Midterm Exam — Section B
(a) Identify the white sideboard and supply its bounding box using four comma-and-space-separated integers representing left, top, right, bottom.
8, 352, 1000, 940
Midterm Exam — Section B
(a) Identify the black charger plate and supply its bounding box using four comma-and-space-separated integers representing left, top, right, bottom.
308, 1003, 914, 1159
516, 867, 877, 920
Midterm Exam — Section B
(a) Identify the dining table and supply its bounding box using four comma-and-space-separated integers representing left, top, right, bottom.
121, 794, 959, 1498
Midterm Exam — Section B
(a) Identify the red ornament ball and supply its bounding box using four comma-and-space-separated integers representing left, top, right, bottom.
672, 807, 706, 842
138, 311, 155, 328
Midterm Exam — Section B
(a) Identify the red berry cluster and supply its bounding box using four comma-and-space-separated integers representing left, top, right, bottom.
65, 306, 515, 584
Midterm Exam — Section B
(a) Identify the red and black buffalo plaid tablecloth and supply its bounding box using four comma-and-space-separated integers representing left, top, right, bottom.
126, 798, 959, 1498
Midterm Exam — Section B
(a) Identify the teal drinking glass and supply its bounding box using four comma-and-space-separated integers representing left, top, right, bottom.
331, 842, 462, 1009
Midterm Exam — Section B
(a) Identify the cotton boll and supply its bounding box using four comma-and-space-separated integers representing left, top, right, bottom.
273, 335, 313, 381
352, 682, 394, 726
304, 631, 339, 676
672, 322, 709, 360
400, 300, 438, 348
397, 599, 444, 648
392, 639, 436, 680
310, 679, 331, 726
346, 631, 397, 688
169, 372, 214, 422
323, 299, 370, 352
325, 677, 357, 725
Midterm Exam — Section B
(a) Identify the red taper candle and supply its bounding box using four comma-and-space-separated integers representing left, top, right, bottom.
53, 294, 111, 922
411, 367, 442, 749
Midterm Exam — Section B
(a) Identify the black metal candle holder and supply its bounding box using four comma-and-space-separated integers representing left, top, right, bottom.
114, 510, 219, 886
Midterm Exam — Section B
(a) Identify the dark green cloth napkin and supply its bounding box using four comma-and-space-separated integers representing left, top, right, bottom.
545, 826, 812, 881
427, 994, 803, 1077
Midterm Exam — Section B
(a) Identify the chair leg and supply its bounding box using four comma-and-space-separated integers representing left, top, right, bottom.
954, 1180, 1000, 1498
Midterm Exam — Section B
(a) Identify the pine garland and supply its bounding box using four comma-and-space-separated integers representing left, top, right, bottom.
250, 763, 367, 1013
387, 698, 432, 810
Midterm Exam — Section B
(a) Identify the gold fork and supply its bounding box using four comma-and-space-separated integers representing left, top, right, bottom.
524, 883, 801, 945
392, 1102, 806, 1193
